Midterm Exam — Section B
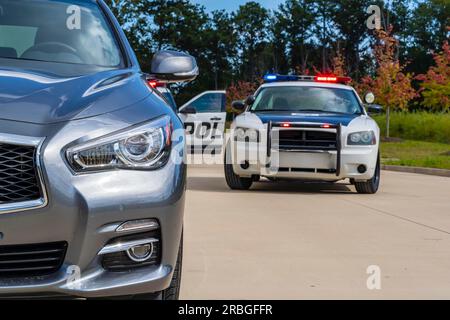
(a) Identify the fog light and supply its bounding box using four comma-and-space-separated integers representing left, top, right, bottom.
240, 161, 250, 170
357, 165, 367, 173
127, 243, 154, 262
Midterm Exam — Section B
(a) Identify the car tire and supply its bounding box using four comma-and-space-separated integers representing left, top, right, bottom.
224, 145, 253, 190
129, 233, 183, 300
355, 154, 380, 194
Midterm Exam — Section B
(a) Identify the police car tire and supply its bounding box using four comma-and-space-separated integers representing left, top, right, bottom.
224, 143, 253, 190
224, 162, 253, 190
355, 154, 380, 194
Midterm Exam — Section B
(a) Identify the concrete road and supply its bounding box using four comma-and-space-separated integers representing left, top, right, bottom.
181, 164, 450, 299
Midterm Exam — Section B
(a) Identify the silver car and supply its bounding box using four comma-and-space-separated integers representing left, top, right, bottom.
0, 0, 197, 299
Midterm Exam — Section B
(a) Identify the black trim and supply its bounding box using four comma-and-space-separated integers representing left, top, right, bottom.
271, 122, 342, 177
336, 123, 342, 177
267, 121, 272, 158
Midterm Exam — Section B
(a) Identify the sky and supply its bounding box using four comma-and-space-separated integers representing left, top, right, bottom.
191, 0, 285, 12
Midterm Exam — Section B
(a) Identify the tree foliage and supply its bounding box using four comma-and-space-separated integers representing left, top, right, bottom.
105, 0, 448, 109
416, 40, 450, 111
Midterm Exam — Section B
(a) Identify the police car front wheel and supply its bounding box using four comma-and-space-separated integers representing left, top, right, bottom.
354, 154, 381, 194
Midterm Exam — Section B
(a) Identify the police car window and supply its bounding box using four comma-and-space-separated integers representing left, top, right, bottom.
187, 93, 223, 113
251, 87, 362, 114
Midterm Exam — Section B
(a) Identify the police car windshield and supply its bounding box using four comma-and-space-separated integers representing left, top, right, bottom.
250, 86, 363, 115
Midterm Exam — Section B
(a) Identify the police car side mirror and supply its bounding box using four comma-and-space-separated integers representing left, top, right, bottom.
245, 95, 256, 106
179, 106, 197, 114
232, 100, 246, 112
150, 50, 199, 83
366, 104, 383, 114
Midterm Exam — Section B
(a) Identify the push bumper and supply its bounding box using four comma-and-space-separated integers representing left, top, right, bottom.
231, 122, 378, 181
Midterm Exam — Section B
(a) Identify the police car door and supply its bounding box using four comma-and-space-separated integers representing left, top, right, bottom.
178, 91, 226, 154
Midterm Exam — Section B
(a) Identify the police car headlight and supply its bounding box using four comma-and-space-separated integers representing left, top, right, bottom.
234, 127, 260, 142
347, 131, 376, 145
66, 116, 172, 172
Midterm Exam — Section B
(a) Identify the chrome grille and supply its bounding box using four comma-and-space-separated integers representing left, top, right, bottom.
0, 242, 67, 277
0, 143, 42, 204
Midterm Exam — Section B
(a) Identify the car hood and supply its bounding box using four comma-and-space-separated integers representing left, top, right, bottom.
0, 67, 150, 124
254, 111, 360, 126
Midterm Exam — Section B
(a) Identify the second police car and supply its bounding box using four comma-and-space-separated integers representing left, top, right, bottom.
225, 74, 382, 194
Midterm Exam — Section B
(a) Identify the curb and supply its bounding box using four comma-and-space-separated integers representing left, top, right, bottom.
382, 165, 450, 178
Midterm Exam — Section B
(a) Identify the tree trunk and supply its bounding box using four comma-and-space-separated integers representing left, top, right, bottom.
386, 106, 390, 139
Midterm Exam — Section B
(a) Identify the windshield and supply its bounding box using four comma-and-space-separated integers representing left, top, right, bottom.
250, 86, 363, 115
0, 0, 122, 67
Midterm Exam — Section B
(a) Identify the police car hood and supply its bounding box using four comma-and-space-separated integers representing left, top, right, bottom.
254, 111, 360, 126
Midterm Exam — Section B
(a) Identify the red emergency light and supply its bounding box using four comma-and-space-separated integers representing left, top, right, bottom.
314, 75, 352, 84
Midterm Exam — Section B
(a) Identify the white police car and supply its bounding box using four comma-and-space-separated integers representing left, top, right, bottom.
225, 74, 382, 194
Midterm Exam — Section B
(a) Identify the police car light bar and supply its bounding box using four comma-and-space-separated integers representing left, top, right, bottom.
314, 75, 352, 84
263, 74, 351, 84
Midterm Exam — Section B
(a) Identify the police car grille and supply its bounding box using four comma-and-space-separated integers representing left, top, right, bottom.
277, 130, 337, 150
0, 143, 42, 204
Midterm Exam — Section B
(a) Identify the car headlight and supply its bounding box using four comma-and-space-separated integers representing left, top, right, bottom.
66, 115, 172, 172
234, 127, 260, 142
347, 131, 376, 145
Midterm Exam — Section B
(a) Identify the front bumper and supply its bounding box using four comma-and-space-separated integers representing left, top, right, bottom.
0, 111, 186, 298
231, 122, 379, 181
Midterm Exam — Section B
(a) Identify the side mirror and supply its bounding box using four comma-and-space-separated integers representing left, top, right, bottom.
179, 106, 197, 115
364, 92, 375, 104
232, 100, 246, 112
150, 50, 198, 83
245, 95, 256, 106
366, 104, 383, 114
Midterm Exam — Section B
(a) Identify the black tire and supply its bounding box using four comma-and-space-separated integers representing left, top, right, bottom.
224, 144, 253, 190
131, 234, 183, 300
355, 154, 380, 194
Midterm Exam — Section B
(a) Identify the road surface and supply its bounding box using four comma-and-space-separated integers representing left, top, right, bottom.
181, 164, 450, 299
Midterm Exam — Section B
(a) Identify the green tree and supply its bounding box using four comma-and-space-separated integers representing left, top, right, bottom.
204, 10, 237, 90
406, 0, 450, 75
330, 0, 372, 79
233, 2, 270, 81
276, 0, 316, 73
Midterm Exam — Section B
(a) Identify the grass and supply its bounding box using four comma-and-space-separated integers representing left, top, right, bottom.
372, 112, 450, 144
380, 140, 450, 170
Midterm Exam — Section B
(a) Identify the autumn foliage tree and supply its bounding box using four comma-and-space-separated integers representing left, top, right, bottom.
416, 40, 450, 112
358, 27, 416, 138
226, 80, 262, 113
330, 49, 346, 76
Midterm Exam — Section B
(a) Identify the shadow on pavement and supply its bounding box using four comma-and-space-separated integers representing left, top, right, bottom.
187, 176, 354, 194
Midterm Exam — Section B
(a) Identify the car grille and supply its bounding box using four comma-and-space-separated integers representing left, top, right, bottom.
0, 242, 68, 278
0, 143, 42, 204
277, 130, 337, 150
